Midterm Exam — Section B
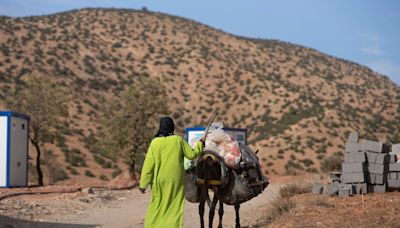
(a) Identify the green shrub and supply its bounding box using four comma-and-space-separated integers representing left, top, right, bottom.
100, 174, 109, 181
320, 152, 343, 173
85, 170, 96, 178
111, 168, 122, 178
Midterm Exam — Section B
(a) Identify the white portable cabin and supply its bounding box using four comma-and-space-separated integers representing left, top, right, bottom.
0, 111, 30, 188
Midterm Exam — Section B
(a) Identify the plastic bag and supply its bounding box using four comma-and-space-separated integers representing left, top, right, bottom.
205, 129, 241, 169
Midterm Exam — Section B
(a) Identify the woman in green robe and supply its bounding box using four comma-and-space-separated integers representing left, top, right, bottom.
140, 117, 204, 228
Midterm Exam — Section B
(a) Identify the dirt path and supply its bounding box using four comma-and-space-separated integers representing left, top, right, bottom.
39, 183, 281, 228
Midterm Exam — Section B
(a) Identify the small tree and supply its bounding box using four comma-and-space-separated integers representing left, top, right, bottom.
99, 77, 168, 178
6, 74, 69, 186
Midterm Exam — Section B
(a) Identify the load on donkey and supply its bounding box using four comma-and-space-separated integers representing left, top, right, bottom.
185, 118, 269, 228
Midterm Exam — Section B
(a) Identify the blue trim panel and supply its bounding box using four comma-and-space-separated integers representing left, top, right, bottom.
0, 111, 30, 121
6, 112, 10, 188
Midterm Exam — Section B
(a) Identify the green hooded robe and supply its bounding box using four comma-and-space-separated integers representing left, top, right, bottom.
140, 135, 204, 228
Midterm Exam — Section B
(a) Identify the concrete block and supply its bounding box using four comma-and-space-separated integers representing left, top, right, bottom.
339, 187, 351, 197
327, 182, 340, 196
373, 184, 387, 193
355, 183, 368, 194
392, 144, 400, 154
362, 140, 389, 153
368, 163, 389, 174
368, 173, 376, 184
312, 183, 323, 194
344, 152, 366, 163
389, 154, 397, 163
366, 152, 377, 163
345, 142, 362, 153
389, 172, 397, 180
389, 163, 400, 172
329, 171, 341, 182
348, 132, 359, 143
367, 184, 374, 193
341, 184, 356, 194
375, 174, 388, 184
341, 172, 366, 183
342, 162, 366, 173
388, 179, 400, 188
375, 154, 390, 164
323, 186, 329, 195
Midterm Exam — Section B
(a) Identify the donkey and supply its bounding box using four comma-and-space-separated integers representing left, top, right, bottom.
196, 151, 232, 228
195, 147, 268, 228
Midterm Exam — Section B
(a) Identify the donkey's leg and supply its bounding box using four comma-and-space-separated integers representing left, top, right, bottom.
218, 200, 224, 228
234, 204, 240, 228
209, 189, 219, 228
199, 199, 205, 228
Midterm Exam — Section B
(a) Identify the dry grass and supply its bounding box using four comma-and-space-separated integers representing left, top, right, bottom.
266, 192, 400, 228
279, 182, 312, 198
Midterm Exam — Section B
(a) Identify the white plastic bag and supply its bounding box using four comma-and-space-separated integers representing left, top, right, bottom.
205, 127, 241, 169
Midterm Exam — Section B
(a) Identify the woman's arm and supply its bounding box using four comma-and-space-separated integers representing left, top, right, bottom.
139, 141, 155, 189
181, 137, 204, 160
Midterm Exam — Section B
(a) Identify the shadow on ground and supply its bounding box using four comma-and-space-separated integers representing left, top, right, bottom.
0, 215, 97, 228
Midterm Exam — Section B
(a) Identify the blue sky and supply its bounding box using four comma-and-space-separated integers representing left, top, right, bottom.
1, 0, 399, 85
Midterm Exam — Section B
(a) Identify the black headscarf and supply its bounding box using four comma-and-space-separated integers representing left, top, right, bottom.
155, 116, 175, 137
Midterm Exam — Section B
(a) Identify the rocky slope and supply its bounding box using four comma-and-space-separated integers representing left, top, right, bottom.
0, 8, 399, 184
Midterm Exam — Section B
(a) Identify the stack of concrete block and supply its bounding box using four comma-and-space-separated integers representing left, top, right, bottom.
315, 134, 400, 197
362, 139, 390, 193
388, 144, 400, 189
340, 132, 368, 195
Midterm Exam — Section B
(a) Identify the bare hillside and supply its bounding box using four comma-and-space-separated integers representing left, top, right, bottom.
0, 8, 399, 184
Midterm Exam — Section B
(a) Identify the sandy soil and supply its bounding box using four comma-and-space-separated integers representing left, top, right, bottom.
0, 183, 282, 228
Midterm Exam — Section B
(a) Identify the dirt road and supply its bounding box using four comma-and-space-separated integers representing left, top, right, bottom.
55, 184, 280, 228
0, 183, 280, 228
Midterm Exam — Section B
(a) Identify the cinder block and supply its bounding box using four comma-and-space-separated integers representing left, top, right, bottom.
341, 184, 356, 194
312, 183, 323, 194
355, 183, 368, 194
323, 186, 329, 195
368, 163, 389, 174
389, 172, 397, 180
392, 144, 400, 154
375, 174, 388, 184
327, 182, 340, 196
362, 140, 389, 153
348, 132, 359, 143
342, 162, 366, 173
367, 184, 374, 193
375, 154, 390, 164
389, 154, 397, 163
345, 142, 362, 153
329, 171, 341, 182
388, 179, 400, 188
341, 172, 366, 183
339, 187, 351, 197
373, 184, 387, 193
389, 163, 400, 172
368, 173, 376, 184
366, 152, 377, 163
345, 152, 366, 163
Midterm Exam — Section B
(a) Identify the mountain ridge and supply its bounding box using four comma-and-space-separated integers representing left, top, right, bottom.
0, 8, 399, 184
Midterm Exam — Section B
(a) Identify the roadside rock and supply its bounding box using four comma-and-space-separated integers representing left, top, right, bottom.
81, 187, 94, 194
107, 170, 139, 189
